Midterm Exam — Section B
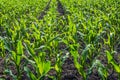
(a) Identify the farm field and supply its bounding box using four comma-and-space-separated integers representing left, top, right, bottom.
0, 0, 120, 80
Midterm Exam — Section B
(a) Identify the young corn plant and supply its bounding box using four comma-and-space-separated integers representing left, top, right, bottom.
54, 53, 63, 80
106, 50, 120, 79
24, 43, 51, 80
69, 44, 87, 80
10, 40, 23, 79
88, 59, 108, 80
54, 52, 69, 80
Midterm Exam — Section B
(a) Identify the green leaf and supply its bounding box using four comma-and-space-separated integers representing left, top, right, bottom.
70, 50, 79, 59
22, 55, 35, 64
44, 61, 51, 75
106, 51, 120, 73
5, 69, 17, 80
111, 62, 120, 73
24, 43, 35, 57
11, 51, 16, 62
81, 44, 91, 64
106, 51, 113, 63
55, 63, 59, 72
98, 67, 108, 79
91, 60, 108, 79
38, 61, 44, 75
24, 67, 37, 80
16, 40, 23, 66
17, 40, 23, 55
37, 61, 51, 76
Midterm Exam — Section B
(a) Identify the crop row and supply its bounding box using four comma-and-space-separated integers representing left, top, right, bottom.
0, 0, 120, 80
